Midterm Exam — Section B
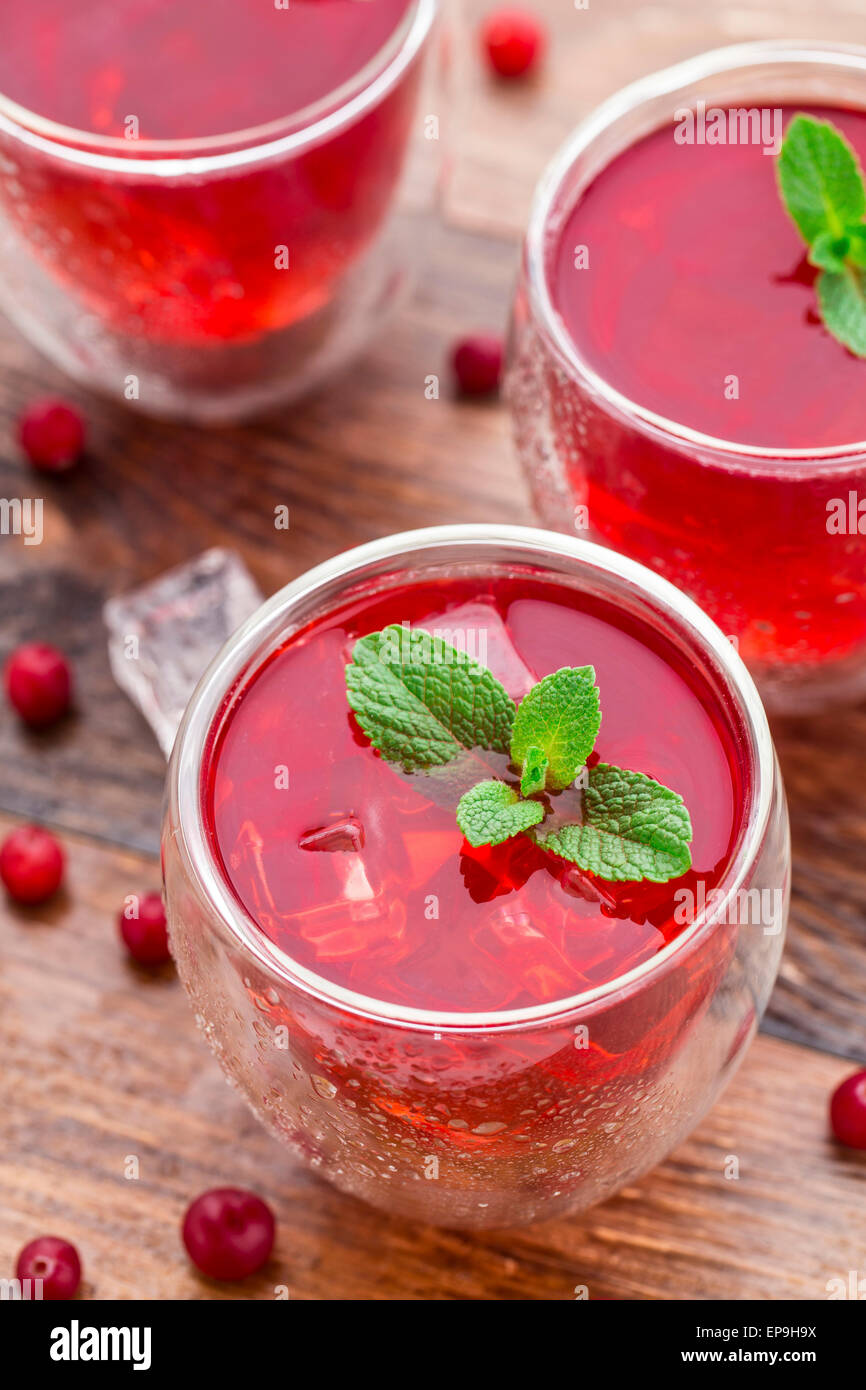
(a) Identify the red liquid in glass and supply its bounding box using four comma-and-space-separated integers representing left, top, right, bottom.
204, 574, 745, 1015
0, 0, 420, 344
540, 107, 866, 672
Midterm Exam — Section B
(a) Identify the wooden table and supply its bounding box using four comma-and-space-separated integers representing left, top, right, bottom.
1, 0, 864, 1300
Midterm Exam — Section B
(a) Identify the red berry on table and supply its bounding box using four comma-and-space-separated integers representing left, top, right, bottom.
452, 334, 504, 396
182, 1188, 275, 1281
18, 398, 85, 472
830, 1069, 866, 1148
119, 892, 171, 966
4, 642, 72, 727
16, 1235, 81, 1299
481, 10, 546, 80
0, 825, 64, 905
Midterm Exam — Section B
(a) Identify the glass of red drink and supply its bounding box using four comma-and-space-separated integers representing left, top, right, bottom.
0, 0, 438, 421
163, 525, 789, 1227
508, 41, 866, 714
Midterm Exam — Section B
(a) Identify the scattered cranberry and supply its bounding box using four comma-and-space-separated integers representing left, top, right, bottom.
0, 825, 64, 905
18, 399, 85, 472
182, 1188, 275, 1281
16, 1236, 81, 1299
830, 1069, 866, 1149
4, 643, 72, 727
452, 334, 504, 396
481, 9, 545, 80
118, 892, 171, 966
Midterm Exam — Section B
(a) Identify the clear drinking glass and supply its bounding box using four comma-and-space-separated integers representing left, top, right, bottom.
0, 0, 438, 423
162, 525, 789, 1229
507, 41, 866, 715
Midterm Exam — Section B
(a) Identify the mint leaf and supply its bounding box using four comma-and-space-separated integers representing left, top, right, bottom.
817, 266, 866, 357
510, 666, 601, 792
457, 780, 545, 847
809, 230, 851, 274
846, 225, 866, 269
539, 762, 692, 883
777, 113, 866, 245
777, 114, 866, 357
345, 625, 515, 774
520, 745, 548, 797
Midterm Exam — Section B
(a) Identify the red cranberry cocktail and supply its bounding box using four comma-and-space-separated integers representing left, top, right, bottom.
164, 526, 788, 1227
508, 42, 866, 713
0, 0, 436, 421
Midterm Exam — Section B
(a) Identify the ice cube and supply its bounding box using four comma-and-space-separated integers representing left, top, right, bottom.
415, 601, 536, 698
298, 898, 407, 964
104, 548, 262, 756
560, 865, 619, 912
299, 815, 365, 853
471, 903, 579, 1004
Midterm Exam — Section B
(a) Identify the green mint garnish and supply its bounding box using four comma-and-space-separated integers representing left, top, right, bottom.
510, 665, 600, 792
456, 779, 545, 847
519, 745, 549, 798
777, 113, 866, 356
539, 764, 693, 884
345, 625, 515, 774
345, 625, 693, 885
816, 271, 866, 357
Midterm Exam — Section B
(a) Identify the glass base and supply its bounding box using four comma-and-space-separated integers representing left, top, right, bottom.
0, 210, 416, 424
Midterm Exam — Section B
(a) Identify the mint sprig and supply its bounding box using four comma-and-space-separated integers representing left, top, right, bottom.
345, 626, 693, 885
540, 763, 692, 883
519, 745, 549, 797
510, 666, 600, 791
345, 625, 515, 774
777, 113, 866, 357
457, 779, 545, 847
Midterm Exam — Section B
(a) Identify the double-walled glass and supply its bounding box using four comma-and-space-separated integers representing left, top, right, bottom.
0, 0, 437, 423
164, 526, 789, 1228
508, 41, 866, 715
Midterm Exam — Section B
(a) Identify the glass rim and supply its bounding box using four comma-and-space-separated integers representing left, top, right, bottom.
524, 38, 866, 467
0, 0, 435, 176
169, 524, 777, 1035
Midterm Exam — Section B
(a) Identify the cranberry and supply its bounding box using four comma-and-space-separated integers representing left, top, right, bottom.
119, 892, 171, 966
830, 1069, 866, 1148
18, 399, 86, 472
481, 9, 545, 80
4, 643, 72, 727
182, 1188, 275, 1281
0, 825, 64, 905
16, 1236, 81, 1299
452, 334, 504, 396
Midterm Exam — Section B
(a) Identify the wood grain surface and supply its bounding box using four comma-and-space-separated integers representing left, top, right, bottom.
0, 0, 864, 1300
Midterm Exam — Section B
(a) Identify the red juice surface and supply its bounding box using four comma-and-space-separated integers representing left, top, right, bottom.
203, 574, 745, 1015
0, 0, 425, 346
0, 0, 413, 142
551, 106, 866, 450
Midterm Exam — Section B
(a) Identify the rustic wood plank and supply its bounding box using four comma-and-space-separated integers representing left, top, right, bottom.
0, 814, 862, 1301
